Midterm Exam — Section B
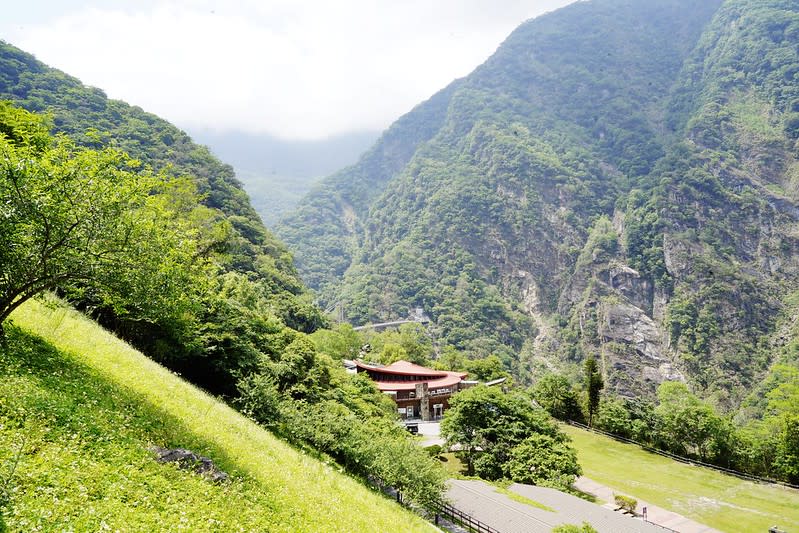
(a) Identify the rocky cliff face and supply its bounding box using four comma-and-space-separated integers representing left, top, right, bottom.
278, 0, 799, 408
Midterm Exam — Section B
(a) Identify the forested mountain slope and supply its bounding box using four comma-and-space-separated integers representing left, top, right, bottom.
0, 40, 325, 391
277, 0, 799, 409
0, 40, 297, 282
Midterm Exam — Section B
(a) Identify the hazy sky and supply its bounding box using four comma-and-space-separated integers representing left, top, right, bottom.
2, 1, 575, 139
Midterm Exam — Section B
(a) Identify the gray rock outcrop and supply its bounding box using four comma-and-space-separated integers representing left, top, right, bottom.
149, 446, 229, 483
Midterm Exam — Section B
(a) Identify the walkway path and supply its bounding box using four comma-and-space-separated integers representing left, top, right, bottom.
447, 479, 665, 533
574, 477, 721, 533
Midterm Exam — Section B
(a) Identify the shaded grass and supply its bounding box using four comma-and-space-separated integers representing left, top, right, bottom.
562, 424, 799, 533
493, 485, 555, 512
439, 452, 467, 477
2, 298, 433, 532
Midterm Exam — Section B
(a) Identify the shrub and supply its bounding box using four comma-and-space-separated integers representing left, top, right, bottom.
425, 445, 443, 458
614, 493, 638, 513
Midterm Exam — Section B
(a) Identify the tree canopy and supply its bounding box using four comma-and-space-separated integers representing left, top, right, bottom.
0, 102, 206, 336
441, 385, 580, 489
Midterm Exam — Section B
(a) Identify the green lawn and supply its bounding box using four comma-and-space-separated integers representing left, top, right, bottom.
563, 424, 799, 533
439, 452, 467, 477
1, 297, 434, 532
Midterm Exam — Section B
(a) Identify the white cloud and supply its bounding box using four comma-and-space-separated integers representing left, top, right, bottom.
7, 0, 574, 139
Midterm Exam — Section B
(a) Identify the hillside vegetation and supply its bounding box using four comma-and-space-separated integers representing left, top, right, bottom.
0, 39, 325, 395
0, 46, 445, 515
193, 129, 379, 226
0, 298, 433, 532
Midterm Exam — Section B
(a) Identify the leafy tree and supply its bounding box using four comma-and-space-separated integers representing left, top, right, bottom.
0, 103, 204, 338
584, 357, 604, 427
441, 386, 580, 487
309, 323, 362, 360
504, 433, 582, 488
464, 354, 512, 382
378, 343, 409, 365
238, 357, 446, 508
763, 369, 799, 482
433, 345, 474, 374
655, 382, 729, 462
595, 398, 633, 438
530, 373, 584, 423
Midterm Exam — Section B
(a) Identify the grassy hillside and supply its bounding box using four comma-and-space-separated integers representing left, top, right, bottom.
562, 424, 799, 532
0, 297, 433, 532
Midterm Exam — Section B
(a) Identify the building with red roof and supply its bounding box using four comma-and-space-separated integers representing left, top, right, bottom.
355, 360, 470, 421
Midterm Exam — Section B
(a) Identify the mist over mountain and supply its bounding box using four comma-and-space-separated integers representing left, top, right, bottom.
277, 0, 799, 410
193, 129, 379, 226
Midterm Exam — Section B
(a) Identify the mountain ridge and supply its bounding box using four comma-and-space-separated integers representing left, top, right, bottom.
276, 0, 799, 408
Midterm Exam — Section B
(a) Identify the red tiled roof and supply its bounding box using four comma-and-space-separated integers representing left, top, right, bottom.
372, 373, 464, 392
355, 359, 467, 378
355, 360, 468, 392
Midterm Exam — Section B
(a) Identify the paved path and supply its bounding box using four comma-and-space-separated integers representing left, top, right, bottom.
575, 477, 721, 533
418, 421, 445, 446
447, 479, 666, 533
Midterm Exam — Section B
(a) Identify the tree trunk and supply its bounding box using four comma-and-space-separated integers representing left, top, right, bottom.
0, 292, 38, 338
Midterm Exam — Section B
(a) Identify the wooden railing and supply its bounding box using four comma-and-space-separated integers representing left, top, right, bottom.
432, 500, 500, 533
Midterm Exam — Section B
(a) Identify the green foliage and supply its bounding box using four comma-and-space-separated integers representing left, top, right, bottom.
576, 216, 618, 268
464, 354, 512, 382
236, 325, 446, 508
595, 398, 632, 438
359, 323, 434, 366
613, 494, 637, 513
238, 372, 447, 508
441, 386, 580, 489
760, 367, 799, 482
0, 43, 327, 395
654, 382, 732, 463
309, 323, 362, 361
530, 373, 584, 423
0, 103, 207, 336
504, 433, 582, 489
583, 357, 603, 428
425, 444, 443, 458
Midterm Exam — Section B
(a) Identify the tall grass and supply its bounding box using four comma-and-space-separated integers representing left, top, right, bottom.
2, 297, 434, 532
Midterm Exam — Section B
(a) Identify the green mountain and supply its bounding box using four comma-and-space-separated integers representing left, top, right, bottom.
277, 0, 799, 408
0, 39, 447, 520
0, 39, 326, 392
0, 40, 294, 275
